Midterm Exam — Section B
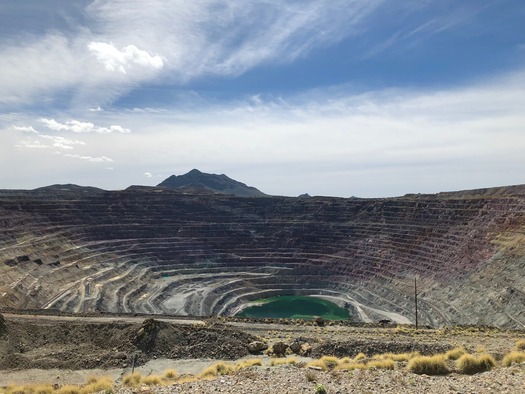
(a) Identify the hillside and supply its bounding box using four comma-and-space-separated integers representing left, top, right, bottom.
1, 182, 525, 328
157, 169, 267, 197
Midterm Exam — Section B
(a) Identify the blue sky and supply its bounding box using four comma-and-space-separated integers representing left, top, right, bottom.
1, 0, 524, 197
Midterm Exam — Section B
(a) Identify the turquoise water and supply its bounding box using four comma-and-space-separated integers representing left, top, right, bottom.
236, 295, 350, 320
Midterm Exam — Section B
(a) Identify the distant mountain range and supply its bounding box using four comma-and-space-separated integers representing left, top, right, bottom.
157, 169, 267, 197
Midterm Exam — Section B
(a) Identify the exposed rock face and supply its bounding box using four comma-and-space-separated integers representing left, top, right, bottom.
157, 169, 267, 197
1, 184, 525, 327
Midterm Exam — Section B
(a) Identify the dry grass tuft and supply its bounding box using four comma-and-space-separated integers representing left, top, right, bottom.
270, 357, 297, 366
407, 355, 449, 375
80, 376, 113, 393
319, 356, 339, 370
502, 351, 525, 367
5, 385, 55, 394
375, 352, 419, 362
175, 376, 200, 384
333, 362, 366, 371
163, 369, 178, 380
306, 359, 328, 371
198, 362, 235, 378
236, 358, 263, 370
122, 372, 142, 388
445, 347, 466, 360
456, 354, 495, 375
354, 352, 366, 361
56, 385, 81, 394
141, 375, 163, 386
367, 359, 395, 370
515, 340, 525, 351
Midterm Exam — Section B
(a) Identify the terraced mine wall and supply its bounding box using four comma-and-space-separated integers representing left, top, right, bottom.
1, 185, 525, 328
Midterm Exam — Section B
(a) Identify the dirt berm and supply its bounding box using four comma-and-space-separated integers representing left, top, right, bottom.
0, 316, 256, 370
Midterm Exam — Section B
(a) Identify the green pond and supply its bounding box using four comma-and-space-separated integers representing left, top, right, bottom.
236, 295, 350, 320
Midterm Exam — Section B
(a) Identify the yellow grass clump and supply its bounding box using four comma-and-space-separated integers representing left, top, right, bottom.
122, 372, 142, 388
5, 385, 55, 394
141, 375, 163, 386
198, 362, 235, 378
338, 357, 353, 365
407, 355, 449, 375
445, 347, 466, 360
319, 356, 339, 370
456, 354, 495, 375
306, 359, 328, 371
354, 352, 366, 361
236, 358, 263, 370
502, 351, 525, 367
515, 340, 525, 351
367, 359, 395, 370
56, 385, 81, 394
333, 362, 366, 371
270, 357, 297, 366
80, 376, 113, 394
374, 352, 419, 362
163, 369, 179, 380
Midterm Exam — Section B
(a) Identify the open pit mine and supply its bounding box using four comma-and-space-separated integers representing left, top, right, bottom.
1, 171, 525, 328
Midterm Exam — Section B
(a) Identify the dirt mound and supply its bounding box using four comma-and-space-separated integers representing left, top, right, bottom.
311, 339, 452, 358
0, 318, 256, 370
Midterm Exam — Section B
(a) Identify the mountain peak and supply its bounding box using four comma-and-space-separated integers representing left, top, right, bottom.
157, 170, 267, 197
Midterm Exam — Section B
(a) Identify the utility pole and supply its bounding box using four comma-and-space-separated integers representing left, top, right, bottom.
414, 277, 418, 330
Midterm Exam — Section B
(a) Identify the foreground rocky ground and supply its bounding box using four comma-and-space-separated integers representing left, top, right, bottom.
115, 364, 525, 394
2, 312, 525, 393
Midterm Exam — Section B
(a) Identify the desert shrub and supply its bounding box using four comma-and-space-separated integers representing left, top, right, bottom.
236, 358, 263, 370
338, 357, 353, 364
163, 369, 178, 380
305, 370, 317, 382
56, 385, 81, 394
502, 351, 525, 367
354, 352, 366, 361
80, 376, 113, 394
333, 362, 366, 371
445, 347, 466, 360
198, 362, 235, 378
515, 340, 525, 351
407, 355, 449, 375
315, 383, 327, 394
6, 385, 55, 394
270, 357, 297, 366
367, 359, 395, 370
320, 356, 339, 370
122, 372, 142, 388
306, 359, 328, 371
141, 375, 163, 386
456, 354, 495, 374
375, 352, 419, 362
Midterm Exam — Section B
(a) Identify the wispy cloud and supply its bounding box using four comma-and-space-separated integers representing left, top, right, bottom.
40, 118, 130, 133
0, 1, 387, 109
14, 139, 49, 149
62, 153, 114, 163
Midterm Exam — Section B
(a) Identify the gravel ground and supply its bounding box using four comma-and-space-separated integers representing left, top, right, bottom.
115, 364, 525, 394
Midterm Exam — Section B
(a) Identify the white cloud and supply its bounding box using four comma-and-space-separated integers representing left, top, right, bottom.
40, 118, 131, 133
144, 172, 153, 178
14, 139, 49, 149
40, 134, 86, 150
13, 125, 38, 133
63, 153, 114, 163
88, 42, 164, 74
